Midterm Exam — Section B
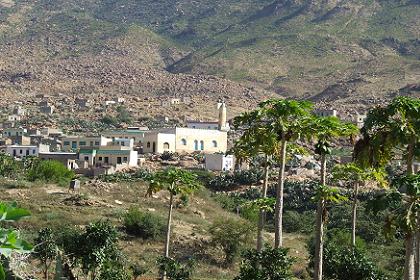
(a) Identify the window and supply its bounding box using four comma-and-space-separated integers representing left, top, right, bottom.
163, 142, 170, 150
20, 149, 23, 154
84, 156, 89, 161
200, 140, 204, 151
32, 150, 36, 154
90, 141, 94, 146
71, 141, 77, 149
63, 141, 70, 146
147, 142, 151, 148
117, 157, 122, 164
79, 141, 86, 146
95, 141, 100, 146
26, 150, 29, 156
123, 157, 128, 162
98, 157, 103, 161
181, 139, 187, 145
194, 140, 199, 151
212, 140, 218, 148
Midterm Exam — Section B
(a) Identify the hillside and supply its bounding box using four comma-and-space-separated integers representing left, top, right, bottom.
0, 0, 419, 110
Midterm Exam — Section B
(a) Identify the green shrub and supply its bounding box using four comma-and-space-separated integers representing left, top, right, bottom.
235, 247, 295, 280
208, 172, 236, 191
26, 160, 74, 185
157, 257, 194, 280
123, 207, 166, 240
282, 210, 315, 234
209, 218, 254, 266
233, 169, 263, 186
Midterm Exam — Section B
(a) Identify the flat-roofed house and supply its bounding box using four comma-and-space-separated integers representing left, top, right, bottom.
39, 152, 78, 170
6, 144, 49, 158
205, 154, 235, 171
143, 127, 227, 154
61, 136, 112, 152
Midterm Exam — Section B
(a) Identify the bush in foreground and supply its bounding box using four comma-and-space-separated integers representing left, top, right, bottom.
123, 207, 166, 240
235, 247, 295, 280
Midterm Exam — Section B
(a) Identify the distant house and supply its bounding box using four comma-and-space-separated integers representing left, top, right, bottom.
40, 105, 54, 115
143, 127, 227, 154
6, 144, 49, 158
314, 109, 338, 118
7, 115, 22, 122
355, 113, 367, 129
205, 154, 235, 171
61, 136, 112, 152
3, 128, 27, 138
75, 98, 92, 109
39, 152, 78, 170
102, 129, 148, 146
114, 97, 125, 104
170, 98, 180, 105
12, 106, 26, 116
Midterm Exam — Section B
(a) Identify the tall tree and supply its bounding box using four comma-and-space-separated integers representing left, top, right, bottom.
146, 167, 201, 279
332, 163, 387, 246
233, 110, 278, 251
355, 96, 420, 279
369, 174, 420, 280
258, 99, 313, 248
311, 116, 357, 280
312, 185, 347, 280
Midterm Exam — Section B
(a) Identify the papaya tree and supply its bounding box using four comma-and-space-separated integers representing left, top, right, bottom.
312, 184, 347, 280
332, 163, 387, 246
258, 99, 314, 248
0, 202, 32, 279
368, 174, 420, 280
146, 168, 201, 264
233, 109, 278, 251
355, 96, 420, 279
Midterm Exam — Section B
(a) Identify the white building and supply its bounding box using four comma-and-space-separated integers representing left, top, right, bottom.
143, 127, 227, 154
314, 109, 338, 118
205, 154, 235, 171
7, 115, 22, 122
6, 144, 49, 158
356, 113, 367, 129
2, 128, 27, 138
62, 136, 112, 151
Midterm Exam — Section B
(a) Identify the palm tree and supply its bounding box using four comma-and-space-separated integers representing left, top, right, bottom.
146, 167, 201, 262
332, 163, 387, 246
355, 96, 420, 279
312, 184, 347, 280
258, 99, 313, 248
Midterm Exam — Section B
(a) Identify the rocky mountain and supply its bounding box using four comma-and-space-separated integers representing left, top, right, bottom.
0, 0, 419, 114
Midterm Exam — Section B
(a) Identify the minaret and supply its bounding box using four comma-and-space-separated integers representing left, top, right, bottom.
218, 101, 227, 131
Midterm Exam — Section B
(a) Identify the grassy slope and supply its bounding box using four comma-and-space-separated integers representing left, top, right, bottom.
1, 178, 308, 279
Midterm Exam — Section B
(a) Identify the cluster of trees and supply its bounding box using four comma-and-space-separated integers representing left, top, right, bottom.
232, 96, 419, 280
0, 156, 74, 185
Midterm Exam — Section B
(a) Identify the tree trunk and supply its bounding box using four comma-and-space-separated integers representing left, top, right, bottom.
351, 183, 359, 247
407, 140, 418, 279
274, 139, 287, 248
405, 233, 416, 280
257, 155, 270, 252
314, 199, 325, 280
163, 192, 174, 280
44, 265, 48, 280
320, 154, 327, 186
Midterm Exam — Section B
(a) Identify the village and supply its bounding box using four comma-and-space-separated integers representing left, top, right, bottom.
0, 93, 375, 178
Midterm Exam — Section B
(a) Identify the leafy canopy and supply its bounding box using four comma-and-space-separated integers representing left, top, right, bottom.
146, 167, 201, 197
